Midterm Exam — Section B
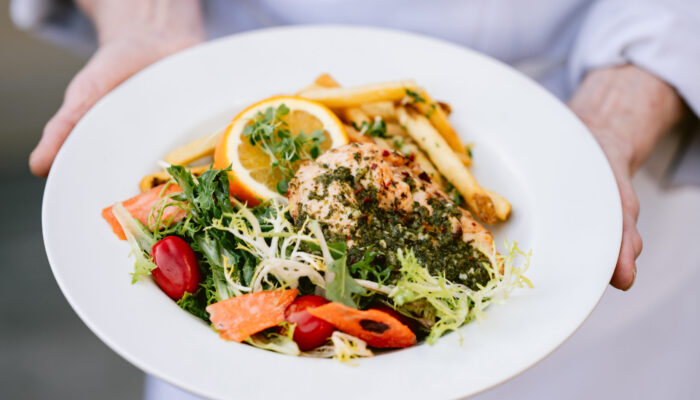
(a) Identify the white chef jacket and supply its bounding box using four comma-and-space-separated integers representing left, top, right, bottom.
11, 0, 700, 399
10, 0, 700, 115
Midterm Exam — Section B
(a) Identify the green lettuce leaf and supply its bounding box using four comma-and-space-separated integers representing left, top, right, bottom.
111, 202, 157, 283
325, 242, 366, 308
176, 290, 209, 321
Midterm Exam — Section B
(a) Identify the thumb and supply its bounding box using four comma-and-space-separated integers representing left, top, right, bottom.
30, 66, 108, 177
29, 43, 147, 177
31, 35, 201, 177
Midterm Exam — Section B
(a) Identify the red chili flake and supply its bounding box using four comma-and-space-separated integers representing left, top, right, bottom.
401, 171, 410, 177
371, 163, 378, 170
409, 153, 415, 161
441, 226, 446, 232
363, 196, 372, 203
468, 256, 474, 261
382, 150, 390, 157
471, 222, 477, 227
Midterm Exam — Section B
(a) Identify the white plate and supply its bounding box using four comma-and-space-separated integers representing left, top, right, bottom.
43, 26, 621, 399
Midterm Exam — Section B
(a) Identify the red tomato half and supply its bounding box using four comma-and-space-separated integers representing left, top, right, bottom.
285, 295, 335, 351
151, 236, 201, 300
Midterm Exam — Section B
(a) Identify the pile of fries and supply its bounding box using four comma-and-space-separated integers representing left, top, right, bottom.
141, 74, 511, 224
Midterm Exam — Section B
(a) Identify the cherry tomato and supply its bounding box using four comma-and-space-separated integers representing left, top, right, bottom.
151, 236, 201, 300
285, 295, 335, 351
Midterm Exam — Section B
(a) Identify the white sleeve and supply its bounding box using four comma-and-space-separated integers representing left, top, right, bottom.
9, 0, 97, 55
569, 0, 700, 116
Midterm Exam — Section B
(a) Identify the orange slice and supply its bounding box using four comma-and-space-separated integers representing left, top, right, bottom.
214, 96, 348, 205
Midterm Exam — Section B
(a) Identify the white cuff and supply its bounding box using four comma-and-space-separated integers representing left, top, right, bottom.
569, 0, 700, 116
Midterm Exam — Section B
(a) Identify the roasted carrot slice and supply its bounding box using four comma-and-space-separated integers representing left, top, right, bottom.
206, 289, 298, 343
308, 302, 416, 348
102, 184, 184, 240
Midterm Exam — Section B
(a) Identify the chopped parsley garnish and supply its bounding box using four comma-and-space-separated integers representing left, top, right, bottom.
444, 181, 464, 207
349, 249, 392, 285
405, 88, 426, 103
425, 103, 437, 118
243, 104, 325, 194
353, 117, 388, 138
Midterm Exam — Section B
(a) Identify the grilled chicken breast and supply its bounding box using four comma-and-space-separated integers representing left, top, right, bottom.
288, 142, 496, 288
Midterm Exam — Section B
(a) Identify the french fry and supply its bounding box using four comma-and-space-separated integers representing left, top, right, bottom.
397, 107, 508, 223
386, 122, 407, 137
303, 74, 377, 144
485, 189, 512, 221
343, 124, 374, 143
298, 80, 419, 108
297, 73, 341, 93
437, 101, 452, 116
340, 108, 370, 127
302, 74, 367, 125
409, 90, 472, 166
359, 101, 396, 121
164, 131, 223, 166
312, 73, 340, 88
300, 75, 505, 220
303, 76, 397, 131
139, 165, 209, 193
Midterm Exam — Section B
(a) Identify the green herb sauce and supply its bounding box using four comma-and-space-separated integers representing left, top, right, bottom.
299, 167, 492, 290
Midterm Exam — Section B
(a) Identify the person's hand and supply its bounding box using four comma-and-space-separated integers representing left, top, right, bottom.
29, 0, 204, 177
569, 65, 686, 290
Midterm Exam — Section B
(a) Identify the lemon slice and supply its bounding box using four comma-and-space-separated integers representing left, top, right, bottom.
214, 96, 348, 205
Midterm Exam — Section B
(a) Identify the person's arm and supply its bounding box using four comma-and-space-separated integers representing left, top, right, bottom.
29, 0, 204, 177
567, 0, 699, 290
569, 64, 687, 290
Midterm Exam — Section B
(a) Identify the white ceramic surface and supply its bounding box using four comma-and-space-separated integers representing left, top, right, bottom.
42, 26, 621, 400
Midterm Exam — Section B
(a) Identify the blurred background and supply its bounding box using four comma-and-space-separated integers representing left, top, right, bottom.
1, 1, 698, 399
0, 1, 142, 398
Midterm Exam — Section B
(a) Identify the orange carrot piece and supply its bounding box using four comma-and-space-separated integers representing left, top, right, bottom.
102, 184, 184, 240
308, 302, 416, 348
206, 289, 299, 343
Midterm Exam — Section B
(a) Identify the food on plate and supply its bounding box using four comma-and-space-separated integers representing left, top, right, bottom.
213, 96, 348, 205
307, 302, 417, 348
284, 295, 335, 351
139, 165, 209, 193
358, 101, 396, 121
102, 75, 531, 361
297, 80, 419, 108
151, 236, 202, 300
102, 183, 184, 240
397, 107, 510, 223
207, 289, 299, 342
165, 130, 223, 166
287, 142, 495, 283
406, 88, 472, 166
